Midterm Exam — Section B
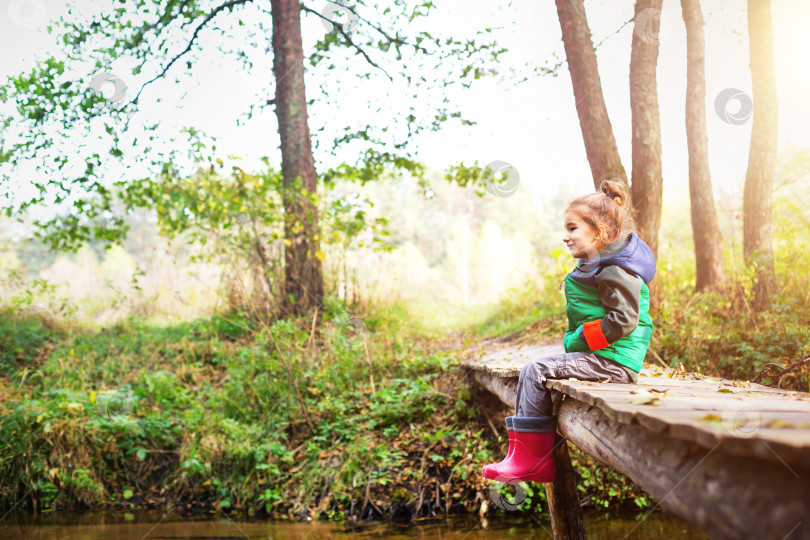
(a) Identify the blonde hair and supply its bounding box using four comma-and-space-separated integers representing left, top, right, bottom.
566, 180, 631, 248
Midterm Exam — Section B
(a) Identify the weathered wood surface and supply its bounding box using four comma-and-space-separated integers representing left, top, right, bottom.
465, 342, 810, 470
559, 398, 810, 540
468, 342, 565, 377
545, 436, 586, 540
465, 342, 810, 540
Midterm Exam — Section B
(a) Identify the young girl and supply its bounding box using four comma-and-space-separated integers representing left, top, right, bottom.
482, 180, 656, 483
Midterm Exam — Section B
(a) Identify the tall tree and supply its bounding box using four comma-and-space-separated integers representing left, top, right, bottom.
629, 0, 664, 258
0, 1, 503, 313
681, 0, 726, 290
554, 0, 628, 191
744, 0, 778, 309
271, 0, 323, 313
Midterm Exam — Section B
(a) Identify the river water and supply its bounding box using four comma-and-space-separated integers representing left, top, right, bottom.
0, 509, 708, 539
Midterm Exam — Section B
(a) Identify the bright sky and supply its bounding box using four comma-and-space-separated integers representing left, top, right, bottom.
1, 0, 808, 212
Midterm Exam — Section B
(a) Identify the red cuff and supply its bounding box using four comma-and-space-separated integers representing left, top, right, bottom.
582, 319, 610, 350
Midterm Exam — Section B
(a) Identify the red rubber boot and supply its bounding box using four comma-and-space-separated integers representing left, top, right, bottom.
505, 416, 516, 461
482, 417, 515, 479
482, 417, 556, 483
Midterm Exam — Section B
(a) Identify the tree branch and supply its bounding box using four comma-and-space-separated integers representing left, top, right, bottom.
322, 0, 432, 56
537, 16, 634, 78
299, 4, 393, 82
129, 0, 255, 106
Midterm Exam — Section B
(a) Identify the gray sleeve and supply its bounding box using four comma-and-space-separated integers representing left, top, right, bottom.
594, 265, 641, 343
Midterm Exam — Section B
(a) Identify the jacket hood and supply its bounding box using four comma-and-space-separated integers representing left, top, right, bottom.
570, 233, 657, 286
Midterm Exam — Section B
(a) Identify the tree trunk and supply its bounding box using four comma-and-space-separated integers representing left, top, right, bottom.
555, 0, 628, 192
271, 0, 324, 315
629, 0, 664, 258
681, 0, 726, 291
743, 0, 778, 310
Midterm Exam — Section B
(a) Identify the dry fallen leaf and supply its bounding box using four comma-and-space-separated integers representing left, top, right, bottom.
766, 419, 795, 429
630, 390, 660, 405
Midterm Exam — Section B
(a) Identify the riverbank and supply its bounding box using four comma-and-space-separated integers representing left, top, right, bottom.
0, 303, 650, 521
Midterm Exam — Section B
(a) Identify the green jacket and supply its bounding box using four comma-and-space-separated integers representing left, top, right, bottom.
562, 233, 656, 374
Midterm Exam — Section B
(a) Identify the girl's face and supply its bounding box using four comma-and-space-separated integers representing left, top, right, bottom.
563, 211, 601, 260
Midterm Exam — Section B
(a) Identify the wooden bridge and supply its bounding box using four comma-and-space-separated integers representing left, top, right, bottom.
463, 342, 810, 540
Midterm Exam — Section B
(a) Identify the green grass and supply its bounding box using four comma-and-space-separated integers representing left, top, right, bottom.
0, 305, 491, 518
3, 212, 809, 520
0, 298, 656, 519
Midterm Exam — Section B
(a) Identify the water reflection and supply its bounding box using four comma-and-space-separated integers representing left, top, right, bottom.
0, 510, 708, 539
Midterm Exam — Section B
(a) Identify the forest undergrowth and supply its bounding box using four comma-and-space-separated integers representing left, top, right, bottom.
1, 213, 809, 522
0, 294, 654, 523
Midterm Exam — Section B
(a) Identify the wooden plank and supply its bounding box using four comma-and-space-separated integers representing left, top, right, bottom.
467, 342, 810, 538
556, 398, 810, 540
464, 342, 565, 377
471, 370, 517, 410
549, 376, 800, 397
553, 388, 810, 415
463, 339, 801, 394
544, 380, 810, 469
472, 366, 810, 470
554, 377, 802, 395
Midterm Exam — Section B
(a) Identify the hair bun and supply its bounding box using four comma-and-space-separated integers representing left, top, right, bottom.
599, 179, 627, 208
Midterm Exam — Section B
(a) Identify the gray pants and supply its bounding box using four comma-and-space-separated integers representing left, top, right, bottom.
515, 352, 634, 417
